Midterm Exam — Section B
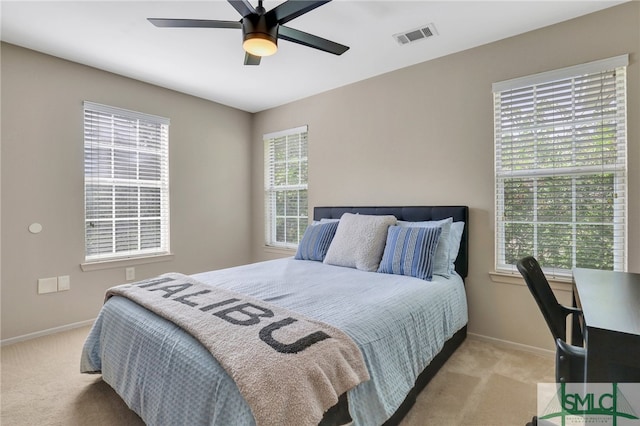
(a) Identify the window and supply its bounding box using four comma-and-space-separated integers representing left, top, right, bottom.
493, 55, 627, 277
264, 126, 308, 248
83, 101, 170, 262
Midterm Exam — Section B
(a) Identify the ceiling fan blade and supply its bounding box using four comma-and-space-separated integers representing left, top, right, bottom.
244, 52, 262, 66
227, 0, 257, 18
278, 25, 349, 55
266, 0, 331, 25
148, 18, 242, 29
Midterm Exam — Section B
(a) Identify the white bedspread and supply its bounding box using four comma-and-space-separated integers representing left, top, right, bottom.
81, 258, 468, 426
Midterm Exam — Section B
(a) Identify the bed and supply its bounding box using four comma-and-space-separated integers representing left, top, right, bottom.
81, 205, 469, 426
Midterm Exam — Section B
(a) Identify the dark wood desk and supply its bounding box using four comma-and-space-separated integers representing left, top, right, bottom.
573, 268, 640, 383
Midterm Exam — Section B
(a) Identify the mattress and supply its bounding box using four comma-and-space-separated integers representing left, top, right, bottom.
81, 257, 468, 425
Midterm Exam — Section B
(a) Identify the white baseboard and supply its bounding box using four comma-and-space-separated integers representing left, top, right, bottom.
1, 319, 95, 347
468, 332, 555, 359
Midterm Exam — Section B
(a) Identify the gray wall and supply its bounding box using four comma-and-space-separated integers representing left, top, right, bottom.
250, 2, 640, 351
1, 43, 253, 340
1, 2, 638, 349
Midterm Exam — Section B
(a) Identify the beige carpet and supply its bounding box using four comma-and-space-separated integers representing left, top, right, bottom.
1, 326, 554, 425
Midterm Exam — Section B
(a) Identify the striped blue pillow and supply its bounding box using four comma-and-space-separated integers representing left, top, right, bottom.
377, 225, 443, 281
295, 221, 340, 261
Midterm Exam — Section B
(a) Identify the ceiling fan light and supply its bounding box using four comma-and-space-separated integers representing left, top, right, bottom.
243, 33, 278, 57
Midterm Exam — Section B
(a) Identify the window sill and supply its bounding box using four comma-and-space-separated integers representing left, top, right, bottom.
488, 271, 573, 292
263, 245, 296, 256
80, 253, 174, 272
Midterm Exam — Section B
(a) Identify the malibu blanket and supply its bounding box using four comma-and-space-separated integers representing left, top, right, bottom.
105, 273, 370, 426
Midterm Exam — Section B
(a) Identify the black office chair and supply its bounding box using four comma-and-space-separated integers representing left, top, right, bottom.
517, 256, 586, 383
525, 415, 556, 426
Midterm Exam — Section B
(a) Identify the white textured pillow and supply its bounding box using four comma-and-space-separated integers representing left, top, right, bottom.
324, 213, 397, 272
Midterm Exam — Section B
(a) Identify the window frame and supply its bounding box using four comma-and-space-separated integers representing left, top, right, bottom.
263, 125, 309, 249
82, 101, 170, 264
493, 55, 628, 278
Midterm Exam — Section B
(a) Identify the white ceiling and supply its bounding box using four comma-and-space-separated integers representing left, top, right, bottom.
1, 1, 627, 113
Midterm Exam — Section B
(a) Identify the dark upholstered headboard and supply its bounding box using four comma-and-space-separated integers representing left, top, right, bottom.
313, 206, 469, 279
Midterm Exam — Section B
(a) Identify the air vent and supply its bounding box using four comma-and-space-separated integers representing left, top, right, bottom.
393, 23, 438, 45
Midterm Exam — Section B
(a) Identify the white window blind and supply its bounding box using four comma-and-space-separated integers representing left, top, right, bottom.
83, 101, 170, 262
264, 126, 308, 248
493, 55, 627, 278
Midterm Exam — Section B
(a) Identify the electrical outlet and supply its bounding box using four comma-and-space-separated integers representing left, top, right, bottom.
57, 275, 70, 291
125, 267, 135, 281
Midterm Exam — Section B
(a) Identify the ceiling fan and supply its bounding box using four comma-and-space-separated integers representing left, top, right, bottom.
148, 0, 349, 66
